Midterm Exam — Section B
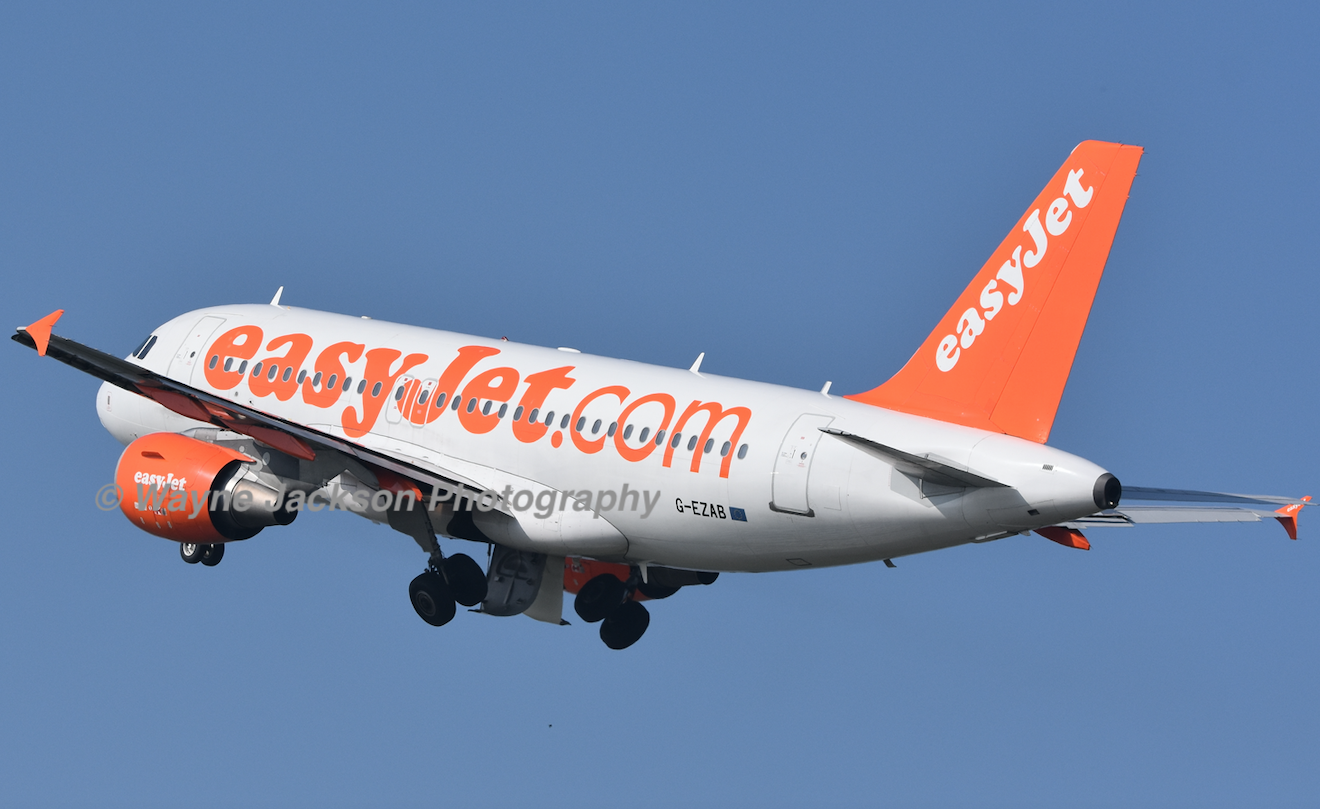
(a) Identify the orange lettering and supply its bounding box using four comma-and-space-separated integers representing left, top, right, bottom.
663, 401, 752, 478
458, 366, 521, 434
203, 325, 263, 390
511, 367, 576, 444
301, 341, 364, 408
569, 386, 630, 454
410, 346, 501, 425
613, 393, 676, 462
249, 333, 313, 401
342, 348, 428, 437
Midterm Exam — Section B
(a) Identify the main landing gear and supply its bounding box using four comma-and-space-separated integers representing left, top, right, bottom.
408, 553, 488, 627
574, 571, 651, 650
180, 542, 224, 566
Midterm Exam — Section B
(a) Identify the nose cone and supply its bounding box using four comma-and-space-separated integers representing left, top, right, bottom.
1094, 473, 1122, 510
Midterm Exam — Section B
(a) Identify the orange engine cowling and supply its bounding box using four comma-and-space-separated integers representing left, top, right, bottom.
114, 432, 296, 543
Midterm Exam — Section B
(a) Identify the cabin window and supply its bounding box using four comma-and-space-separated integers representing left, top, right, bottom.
395, 386, 406, 401
238, 360, 247, 374
296, 370, 306, 384
252, 362, 263, 378
638, 426, 649, 443
467, 398, 477, 413
325, 373, 336, 389
528, 408, 538, 423
342, 377, 352, 392
671, 432, 682, 448
435, 392, 447, 410
208, 355, 219, 370
224, 358, 233, 372
654, 429, 665, 446
418, 389, 430, 406
592, 419, 602, 435
267, 364, 278, 381
498, 403, 508, 418
560, 414, 570, 429
482, 400, 492, 416
721, 441, 731, 456
575, 417, 586, 432
607, 422, 617, 437
687, 435, 698, 451
737, 444, 748, 459
514, 406, 524, 422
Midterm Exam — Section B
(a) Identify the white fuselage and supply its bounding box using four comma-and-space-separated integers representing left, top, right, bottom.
98, 305, 1109, 572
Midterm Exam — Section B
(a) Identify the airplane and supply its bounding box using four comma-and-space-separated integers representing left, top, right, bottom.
14, 140, 1310, 650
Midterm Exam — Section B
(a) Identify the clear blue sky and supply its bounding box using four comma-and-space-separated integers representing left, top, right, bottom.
2, 3, 1317, 807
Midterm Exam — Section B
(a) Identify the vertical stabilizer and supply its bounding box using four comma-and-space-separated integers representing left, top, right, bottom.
847, 141, 1143, 443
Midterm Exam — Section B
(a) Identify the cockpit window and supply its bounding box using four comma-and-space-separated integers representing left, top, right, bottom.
134, 335, 158, 360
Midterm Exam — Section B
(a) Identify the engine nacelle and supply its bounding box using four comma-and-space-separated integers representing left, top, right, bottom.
114, 432, 296, 543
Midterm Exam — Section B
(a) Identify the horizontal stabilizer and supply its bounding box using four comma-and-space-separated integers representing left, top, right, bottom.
1070, 506, 1273, 526
821, 428, 1006, 489
1037, 525, 1090, 550
1122, 487, 1312, 508
1063, 490, 1310, 540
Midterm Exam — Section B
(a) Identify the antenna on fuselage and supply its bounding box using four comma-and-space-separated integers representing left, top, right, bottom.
689, 352, 705, 374
269, 286, 284, 307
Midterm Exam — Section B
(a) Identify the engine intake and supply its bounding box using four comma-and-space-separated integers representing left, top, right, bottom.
114, 432, 296, 543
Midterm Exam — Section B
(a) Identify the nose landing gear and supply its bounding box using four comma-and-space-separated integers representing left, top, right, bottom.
180, 542, 224, 566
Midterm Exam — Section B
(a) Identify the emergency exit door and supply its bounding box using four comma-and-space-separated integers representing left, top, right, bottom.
771, 414, 834, 515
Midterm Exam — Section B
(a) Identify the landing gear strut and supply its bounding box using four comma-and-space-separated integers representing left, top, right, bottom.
181, 543, 224, 566
574, 571, 650, 650
408, 552, 488, 627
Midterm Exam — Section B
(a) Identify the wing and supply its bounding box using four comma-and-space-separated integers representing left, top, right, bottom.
13, 310, 498, 506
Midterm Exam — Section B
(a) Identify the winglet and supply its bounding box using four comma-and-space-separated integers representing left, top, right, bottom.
1036, 525, 1091, 550
20, 310, 64, 357
1274, 495, 1310, 540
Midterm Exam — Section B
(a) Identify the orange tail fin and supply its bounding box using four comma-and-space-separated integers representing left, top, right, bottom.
847, 140, 1143, 443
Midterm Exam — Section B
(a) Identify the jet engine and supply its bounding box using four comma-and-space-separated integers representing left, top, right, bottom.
114, 432, 296, 543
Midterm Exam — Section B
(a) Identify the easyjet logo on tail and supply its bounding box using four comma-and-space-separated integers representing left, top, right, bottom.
935, 167, 1095, 372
